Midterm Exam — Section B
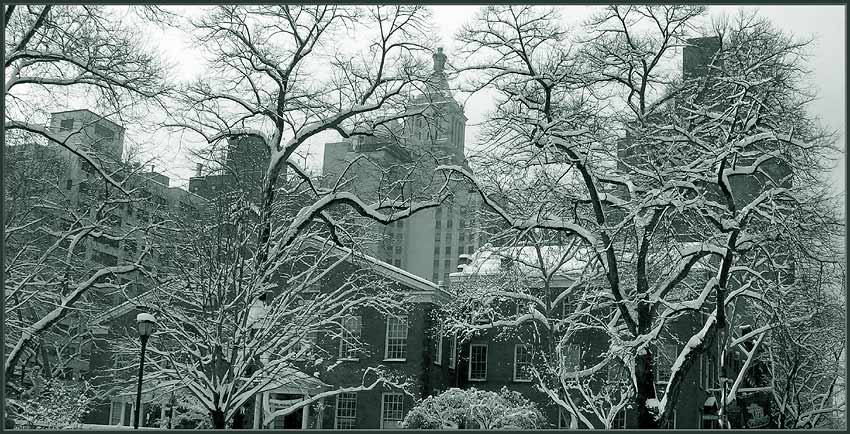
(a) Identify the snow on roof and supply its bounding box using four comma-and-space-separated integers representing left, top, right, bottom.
302, 236, 451, 302
266, 367, 332, 394
451, 244, 591, 280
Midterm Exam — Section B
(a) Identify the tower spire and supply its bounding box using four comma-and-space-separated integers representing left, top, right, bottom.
433, 47, 446, 74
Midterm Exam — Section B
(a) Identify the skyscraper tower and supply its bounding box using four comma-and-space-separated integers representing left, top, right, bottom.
322, 48, 483, 284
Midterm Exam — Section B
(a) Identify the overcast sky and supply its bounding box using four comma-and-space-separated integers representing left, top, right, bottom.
138, 4, 845, 199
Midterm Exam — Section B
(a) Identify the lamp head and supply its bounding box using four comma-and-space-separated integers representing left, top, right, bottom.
136, 312, 157, 337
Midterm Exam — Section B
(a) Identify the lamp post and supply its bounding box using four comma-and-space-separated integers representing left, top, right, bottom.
134, 313, 157, 429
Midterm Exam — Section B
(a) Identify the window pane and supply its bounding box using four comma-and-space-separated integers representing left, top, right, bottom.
434, 327, 443, 365
563, 344, 581, 371
448, 335, 457, 369
385, 315, 408, 360
514, 345, 532, 381
657, 343, 678, 382
469, 344, 487, 380
110, 401, 124, 425
381, 394, 404, 429
340, 316, 362, 359
335, 393, 357, 429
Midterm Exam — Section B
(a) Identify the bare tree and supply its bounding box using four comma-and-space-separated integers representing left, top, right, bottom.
439, 5, 844, 428
154, 6, 465, 426
3, 132, 169, 395
4, 4, 169, 191
112, 201, 416, 428
4, 4, 172, 396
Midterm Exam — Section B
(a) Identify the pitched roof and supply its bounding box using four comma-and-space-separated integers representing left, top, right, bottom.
450, 244, 591, 281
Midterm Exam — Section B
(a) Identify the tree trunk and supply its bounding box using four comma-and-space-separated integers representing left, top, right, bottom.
210, 409, 227, 429
232, 406, 249, 429
635, 350, 659, 429
635, 301, 659, 429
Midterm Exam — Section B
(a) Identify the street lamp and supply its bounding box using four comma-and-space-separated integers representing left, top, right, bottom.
134, 313, 157, 429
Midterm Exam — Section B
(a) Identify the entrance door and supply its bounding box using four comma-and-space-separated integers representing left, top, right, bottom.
271, 394, 306, 429
283, 408, 303, 429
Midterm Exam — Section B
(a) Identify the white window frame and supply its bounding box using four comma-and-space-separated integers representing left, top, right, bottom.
513, 344, 533, 382
380, 392, 404, 429
334, 392, 357, 429
384, 315, 408, 361
468, 343, 488, 381
434, 326, 444, 366
448, 334, 457, 369
339, 315, 362, 360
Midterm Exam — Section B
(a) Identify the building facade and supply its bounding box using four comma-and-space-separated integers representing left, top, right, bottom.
321, 48, 485, 285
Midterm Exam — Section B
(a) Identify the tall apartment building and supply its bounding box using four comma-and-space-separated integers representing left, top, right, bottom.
5, 109, 211, 428
322, 48, 485, 285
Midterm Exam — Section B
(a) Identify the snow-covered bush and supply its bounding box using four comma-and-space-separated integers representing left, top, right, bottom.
7, 377, 95, 429
402, 387, 547, 429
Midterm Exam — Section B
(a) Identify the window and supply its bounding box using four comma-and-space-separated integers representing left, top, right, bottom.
380, 393, 404, 429
434, 327, 444, 366
384, 315, 408, 360
66, 179, 73, 190
59, 118, 75, 131
613, 408, 627, 429
561, 296, 578, 318
339, 316, 362, 360
335, 393, 357, 429
444, 246, 451, 255
468, 344, 487, 381
448, 335, 457, 369
608, 360, 629, 383
513, 344, 533, 382
656, 343, 679, 384
701, 353, 719, 391
563, 344, 581, 371
661, 410, 676, 429
109, 401, 133, 426
110, 401, 124, 425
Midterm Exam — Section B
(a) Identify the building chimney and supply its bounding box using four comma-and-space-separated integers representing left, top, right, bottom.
151, 164, 155, 173
196, 163, 202, 177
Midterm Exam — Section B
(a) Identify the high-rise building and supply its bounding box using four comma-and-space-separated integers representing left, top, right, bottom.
322, 48, 484, 285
